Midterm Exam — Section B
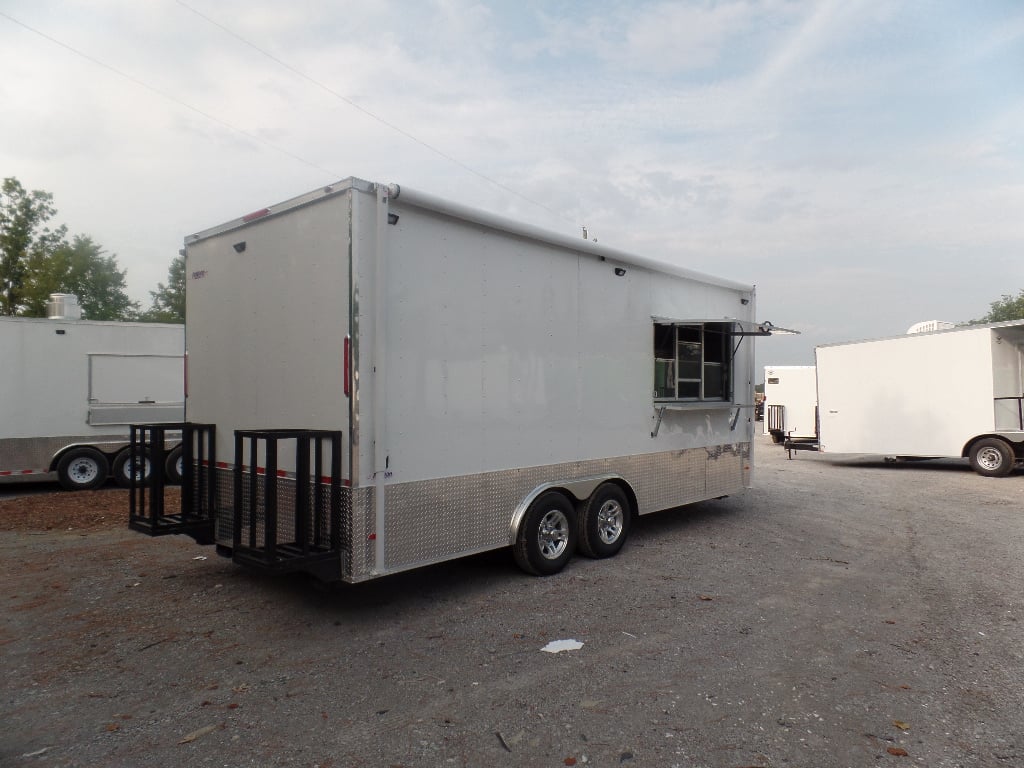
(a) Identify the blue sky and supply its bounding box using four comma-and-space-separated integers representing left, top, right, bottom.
2, 0, 1022, 370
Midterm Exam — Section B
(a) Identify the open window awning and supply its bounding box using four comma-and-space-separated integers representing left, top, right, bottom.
651, 317, 800, 336
730, 320, 800, 337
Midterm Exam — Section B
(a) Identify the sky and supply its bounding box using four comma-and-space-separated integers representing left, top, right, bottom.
2, 0, 1023, 371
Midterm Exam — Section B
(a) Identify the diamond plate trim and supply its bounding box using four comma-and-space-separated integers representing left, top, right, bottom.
212, 443, 749, 583
368, 443, 749, 581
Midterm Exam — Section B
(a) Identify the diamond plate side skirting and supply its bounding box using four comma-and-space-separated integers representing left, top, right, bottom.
365, 443, 749, 581
212, 443, 749, 582
0, 435, 132, 472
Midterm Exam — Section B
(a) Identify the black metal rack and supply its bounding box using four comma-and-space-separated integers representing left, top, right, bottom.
765, 404, 785, 442
128, 423, 217, 544
231, 429, 343, 581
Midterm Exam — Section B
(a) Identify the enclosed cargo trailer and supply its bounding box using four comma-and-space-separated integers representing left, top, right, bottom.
0, 296, 184, 490
815, 321, 1024, 476
130, 178, 775, 581
762, 365, 817, 444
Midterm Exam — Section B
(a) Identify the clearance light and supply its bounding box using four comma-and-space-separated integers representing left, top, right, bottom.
242, 208, 270, 223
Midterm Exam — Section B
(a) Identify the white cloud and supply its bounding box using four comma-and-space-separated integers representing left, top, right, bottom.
1, 0, 1021, 360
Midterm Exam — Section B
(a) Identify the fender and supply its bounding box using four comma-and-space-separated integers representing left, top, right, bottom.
508, 474, 634, 546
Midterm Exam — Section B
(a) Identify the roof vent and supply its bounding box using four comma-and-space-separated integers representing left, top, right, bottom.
909, 319, 954, 335
46, 293, 82, 320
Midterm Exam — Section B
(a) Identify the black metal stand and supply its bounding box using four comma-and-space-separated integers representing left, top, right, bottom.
230, 429, 343, 581
128, 423, 217, 544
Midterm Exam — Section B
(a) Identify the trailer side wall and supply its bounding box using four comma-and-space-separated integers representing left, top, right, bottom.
368, 199, 752, 482
816, 328, 994, 456
762, 365, 817, 439
1, 318, 183, 477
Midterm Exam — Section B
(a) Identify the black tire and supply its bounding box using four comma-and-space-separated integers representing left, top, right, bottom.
112, 448, 151, 489
969, 438, 1015, 478
56, 447, 109, 491
165, 445, 184, 485
513, 491, 577, 576
577, 483, 631, 559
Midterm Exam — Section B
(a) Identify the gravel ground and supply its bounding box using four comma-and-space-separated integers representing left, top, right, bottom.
1, 436, 1023, 768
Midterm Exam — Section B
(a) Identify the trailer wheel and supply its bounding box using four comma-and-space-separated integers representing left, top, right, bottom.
969, 438, 1015, 478
112, 448, 151, 488
577, 483, 631, 559
56, 447, 109, 491
165, 445, 184, 485
513, 491, 577, 576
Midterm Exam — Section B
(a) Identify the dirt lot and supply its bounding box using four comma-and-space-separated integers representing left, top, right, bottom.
2, 437, 1023, 768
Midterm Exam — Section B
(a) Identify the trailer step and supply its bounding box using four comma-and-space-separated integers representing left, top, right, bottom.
232, 543, 341, 581
129, 514, 215, 543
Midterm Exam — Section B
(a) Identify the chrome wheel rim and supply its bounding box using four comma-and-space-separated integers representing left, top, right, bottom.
597, 499, 624, 544
537, 509, 570, 560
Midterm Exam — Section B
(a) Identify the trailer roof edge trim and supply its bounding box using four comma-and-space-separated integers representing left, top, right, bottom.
185, 177, 754, 294
0, 316, 183, 329
389, 183, 753, 293
815, 318, 1024, 349
184, 177, 373, 244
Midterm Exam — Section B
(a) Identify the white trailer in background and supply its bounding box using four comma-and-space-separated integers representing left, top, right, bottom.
762, 365, 817, 444
0, 295, 184, 490
129, 177, 776, 582
814, 320, 1024, 476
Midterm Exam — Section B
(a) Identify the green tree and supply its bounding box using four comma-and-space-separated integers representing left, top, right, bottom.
140, 254, 185, 322
21, 235, 139, 320
0, 177, 66, 315
970, 290, 1024, 324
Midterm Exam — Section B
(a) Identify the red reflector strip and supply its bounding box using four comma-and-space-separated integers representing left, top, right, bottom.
0, 469, 45, 476
242, 208, 270, 222
318, 477, 352, 486
208, 462, 348, 486
368, 533, 377, 540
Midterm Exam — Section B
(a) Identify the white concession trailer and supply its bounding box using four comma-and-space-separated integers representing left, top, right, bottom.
815, 320, 1024, 476
130, 178, 772, 581
762, 365, 817, 443
0, 296, 184, 490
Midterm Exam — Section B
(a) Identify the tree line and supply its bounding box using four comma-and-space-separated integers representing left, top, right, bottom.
1, 177, 182, 322
2, 175, 1022, 326
970, 291, 1024, 324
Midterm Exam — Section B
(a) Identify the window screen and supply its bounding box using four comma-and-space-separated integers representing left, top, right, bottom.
653, 322, 733, 402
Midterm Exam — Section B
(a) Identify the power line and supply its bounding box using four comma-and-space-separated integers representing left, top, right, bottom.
1, 5, 580, 230
173, 0, 576, 226
0, 9, 342, 179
